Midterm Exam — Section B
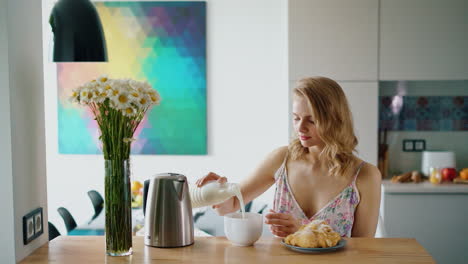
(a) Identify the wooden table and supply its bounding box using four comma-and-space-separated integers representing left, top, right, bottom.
20, 236, 435, 264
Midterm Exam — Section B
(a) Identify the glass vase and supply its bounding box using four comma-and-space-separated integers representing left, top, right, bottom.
104, 159, 132, 256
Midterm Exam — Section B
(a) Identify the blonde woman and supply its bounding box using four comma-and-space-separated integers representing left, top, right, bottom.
196, 77, 381, 237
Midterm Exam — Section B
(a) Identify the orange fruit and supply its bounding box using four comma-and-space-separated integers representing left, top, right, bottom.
460, 169, 468, 180
131, 181, 143, 193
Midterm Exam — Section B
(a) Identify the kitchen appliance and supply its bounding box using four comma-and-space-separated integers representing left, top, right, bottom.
421, 151, 456, 177
143, 173, 194, 247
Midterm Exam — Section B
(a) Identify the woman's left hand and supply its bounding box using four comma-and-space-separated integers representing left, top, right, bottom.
264, 209, 301, 237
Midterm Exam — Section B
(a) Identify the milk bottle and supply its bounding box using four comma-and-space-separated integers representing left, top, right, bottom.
189, 181, 245, 218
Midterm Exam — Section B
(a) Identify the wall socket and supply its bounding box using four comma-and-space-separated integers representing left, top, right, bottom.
23, 207, 43, 245
403, 139, 426, 152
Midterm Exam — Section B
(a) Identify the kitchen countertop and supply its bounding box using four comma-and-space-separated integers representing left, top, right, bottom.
382, 179, 468, 194
20, 236, 434, 264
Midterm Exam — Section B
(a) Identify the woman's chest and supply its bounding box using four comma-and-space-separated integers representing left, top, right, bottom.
286, 165, 352, 218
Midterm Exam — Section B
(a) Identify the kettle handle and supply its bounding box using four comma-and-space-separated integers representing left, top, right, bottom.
143, 179, 150, 216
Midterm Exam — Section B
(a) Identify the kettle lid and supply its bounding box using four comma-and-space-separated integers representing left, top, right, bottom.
153, 172, 186, 182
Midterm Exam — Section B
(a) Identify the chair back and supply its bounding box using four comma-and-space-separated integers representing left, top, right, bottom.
245, 201, 253, 212
193, 211, 205, 223
48, 222, 61, 240
57, 207, 77, 232
87, 190, 104, 220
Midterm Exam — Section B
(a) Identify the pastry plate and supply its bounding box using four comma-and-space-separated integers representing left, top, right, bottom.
281, 239, 347, 253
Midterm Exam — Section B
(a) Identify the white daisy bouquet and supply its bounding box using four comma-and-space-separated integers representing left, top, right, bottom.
70, 75, 160, 256
70, 75, 160, 160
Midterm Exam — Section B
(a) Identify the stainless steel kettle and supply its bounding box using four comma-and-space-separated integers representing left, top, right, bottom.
143, 173, 194, 247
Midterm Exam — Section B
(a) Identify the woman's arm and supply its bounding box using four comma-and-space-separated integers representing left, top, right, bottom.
197, 146, 288, 215
351, 163, 382, 237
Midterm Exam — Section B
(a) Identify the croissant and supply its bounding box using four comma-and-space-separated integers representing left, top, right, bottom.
284, 220, 341, 248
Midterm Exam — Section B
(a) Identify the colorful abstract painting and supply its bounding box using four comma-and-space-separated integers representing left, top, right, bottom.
58, 2, 206, 154
379, 96, 468, 131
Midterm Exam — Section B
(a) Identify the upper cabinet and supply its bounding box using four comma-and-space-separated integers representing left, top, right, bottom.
380, 0, 468, 80
289, 0, 378, 81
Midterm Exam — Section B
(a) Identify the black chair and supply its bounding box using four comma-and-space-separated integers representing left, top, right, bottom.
193, 211, 206, 223
57, 207, 77, 233
87, 190, 104, 221
244, 200, 268, 214
48, 222, 61, 241
257, 204, 268, 214
245, 201, 253, 213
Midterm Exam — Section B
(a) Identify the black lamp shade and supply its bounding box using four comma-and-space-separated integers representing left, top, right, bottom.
50, 0, 108, 62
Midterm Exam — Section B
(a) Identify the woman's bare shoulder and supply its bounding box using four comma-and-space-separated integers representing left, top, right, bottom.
263, 146, 289, 170
270, 146, 289, 158
356, 162, 382, 191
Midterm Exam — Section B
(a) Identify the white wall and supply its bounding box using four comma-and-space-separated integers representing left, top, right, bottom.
6, 0, 49, 262
0, 0, 16, 262
43, 0, 289, 232
385, 131, 468, 176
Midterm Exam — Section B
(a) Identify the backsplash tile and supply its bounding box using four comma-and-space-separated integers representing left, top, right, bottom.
379, 96, 468, 131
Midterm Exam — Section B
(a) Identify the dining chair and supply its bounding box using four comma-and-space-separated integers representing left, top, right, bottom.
48, 222, 61, 241
87, 190, 104, 221
57, 207, 77, 233
245, 201, 253, 213
193, 211, 206, 223
245, 200, 268, 214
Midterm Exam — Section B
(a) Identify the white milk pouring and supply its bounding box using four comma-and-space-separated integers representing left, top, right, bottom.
189, 181, 245, 218
232, 185, 245, 219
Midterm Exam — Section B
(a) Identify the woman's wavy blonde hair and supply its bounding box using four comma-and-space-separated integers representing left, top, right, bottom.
289, 77, 358, 177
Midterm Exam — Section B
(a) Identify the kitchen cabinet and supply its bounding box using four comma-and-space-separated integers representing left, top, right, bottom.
380, 0, 468, 80
289, 0, 378, 81
381, 181, 468, 264
339, 81, 378, 165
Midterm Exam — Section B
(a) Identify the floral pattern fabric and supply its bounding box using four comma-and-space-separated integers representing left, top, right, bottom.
273, 158, 364, 237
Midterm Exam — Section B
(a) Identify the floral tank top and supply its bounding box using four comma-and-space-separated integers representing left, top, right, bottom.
273, 155, 364, 237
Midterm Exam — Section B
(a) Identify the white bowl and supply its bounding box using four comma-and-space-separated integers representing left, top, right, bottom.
224, 212, 263, 246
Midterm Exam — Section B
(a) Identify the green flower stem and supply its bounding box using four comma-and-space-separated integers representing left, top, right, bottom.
83, 98, 150, 256
105, 159, 132, 256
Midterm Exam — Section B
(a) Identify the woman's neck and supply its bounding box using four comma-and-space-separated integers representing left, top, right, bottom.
305, 146, 324, 163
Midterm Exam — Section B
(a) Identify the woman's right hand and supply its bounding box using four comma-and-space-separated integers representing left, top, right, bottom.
195, 172, 235, 216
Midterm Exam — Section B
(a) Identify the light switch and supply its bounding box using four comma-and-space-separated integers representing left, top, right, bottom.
23, 207, 43, 245
34, 211, 43, 234
403, 140, 414, 152
414, 140, 426, 151
26, 217, 34, 239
